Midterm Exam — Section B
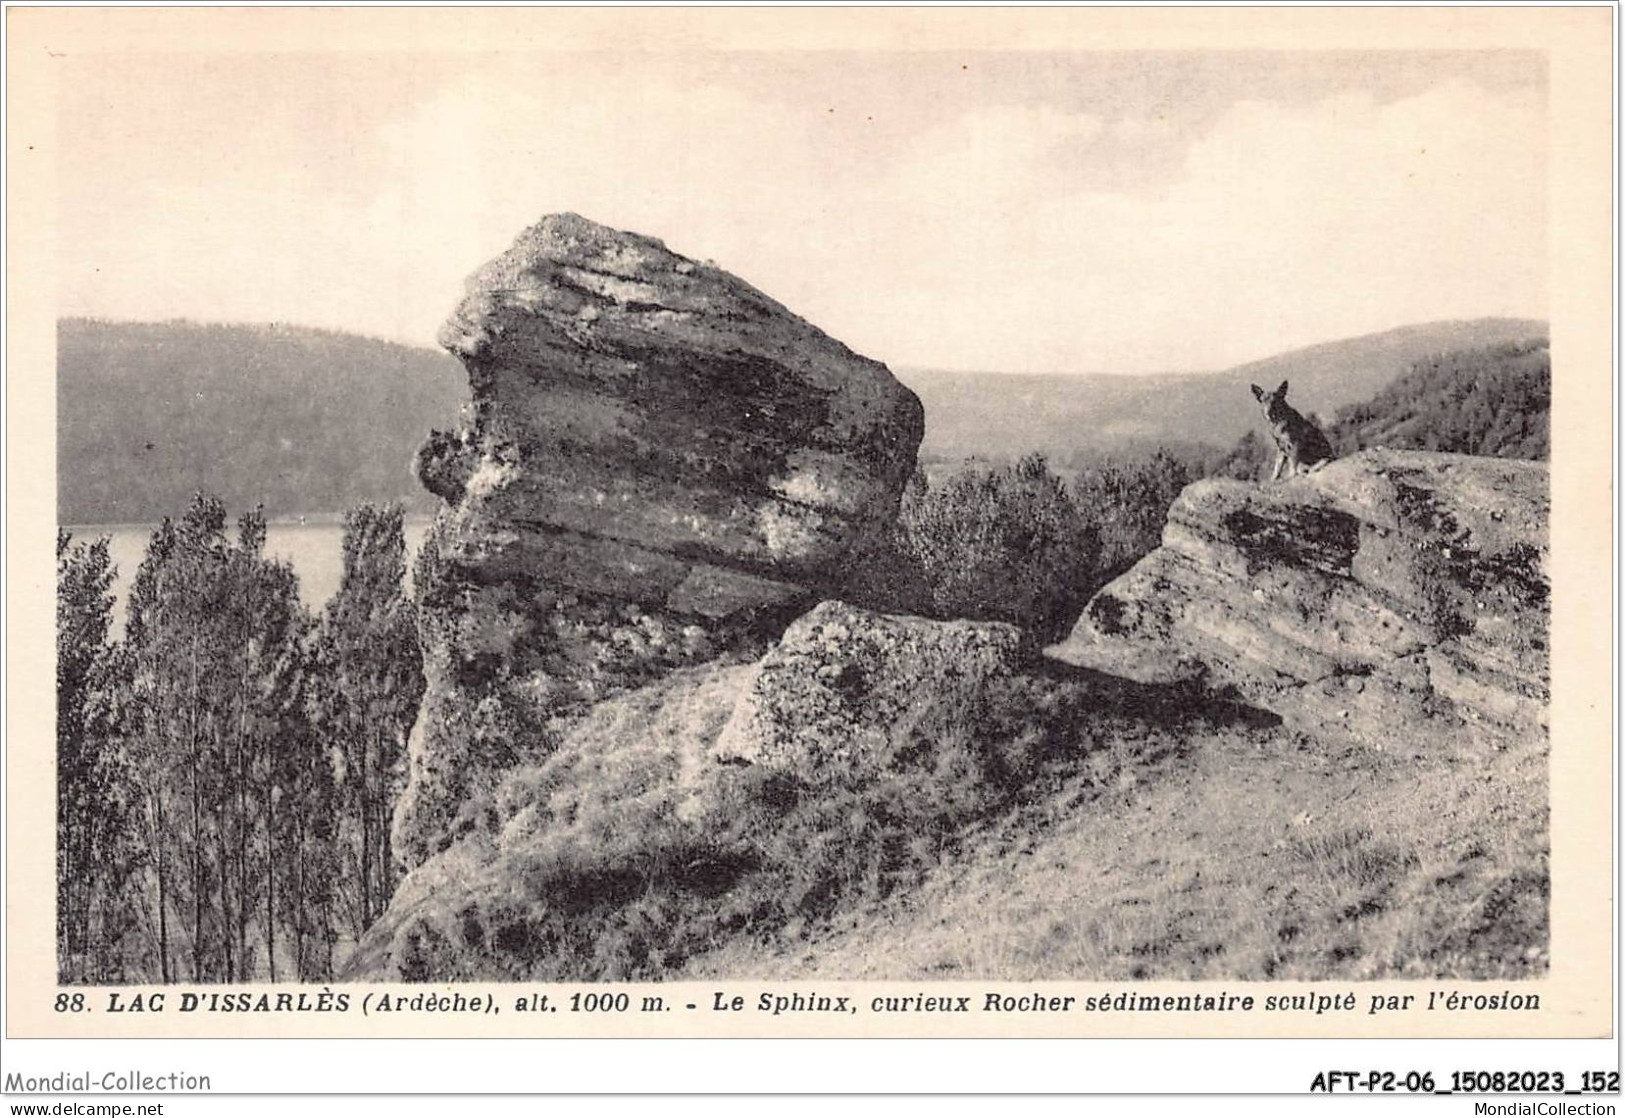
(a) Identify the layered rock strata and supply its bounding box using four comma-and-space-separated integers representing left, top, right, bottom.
395, 214, 924, 867
1046, 449, 1548, 752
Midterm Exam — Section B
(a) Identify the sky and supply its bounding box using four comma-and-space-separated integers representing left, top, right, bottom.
55, 49, 1547, 375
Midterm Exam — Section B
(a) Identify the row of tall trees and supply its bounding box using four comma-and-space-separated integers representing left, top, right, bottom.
57, 497, 422, 984
56, 532, 142, 983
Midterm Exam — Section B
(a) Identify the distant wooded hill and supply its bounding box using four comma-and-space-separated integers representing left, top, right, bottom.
59, 319, 466, 523
899, 317, 1549, 470
1331, 338, 1550, 460
1206, 337, 1551, 480
58, 316, 1548, 523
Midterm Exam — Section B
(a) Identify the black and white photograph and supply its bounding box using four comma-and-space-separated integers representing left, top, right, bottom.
6, 5, 1613, 1069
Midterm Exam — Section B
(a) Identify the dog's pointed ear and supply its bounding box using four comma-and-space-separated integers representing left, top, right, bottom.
1275, 379, 1289, 399
1250, 383, 1266, 401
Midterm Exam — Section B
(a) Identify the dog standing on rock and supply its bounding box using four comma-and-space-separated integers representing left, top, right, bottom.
1251, 380, 1334, 481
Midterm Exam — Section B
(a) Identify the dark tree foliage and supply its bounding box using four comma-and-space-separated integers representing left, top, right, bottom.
275, 658, 341, 981
117, 495, 316, 981
1328, 339, 1550, 460
892, 449, 1207, 641
57, 487, 441, 982
58, 494, 428, 983
1070, 450, 1192, 581
57, 530, 144, 983
312, 504, 426, 935
898, 454, 1102, 642
1203, 429, 1276, 483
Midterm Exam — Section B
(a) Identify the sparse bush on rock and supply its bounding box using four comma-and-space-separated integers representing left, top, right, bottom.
892, 449, 1195, 641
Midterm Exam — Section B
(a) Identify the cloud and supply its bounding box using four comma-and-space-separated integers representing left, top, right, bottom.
815, 79, 1545, 372
56, 58, 1545, 374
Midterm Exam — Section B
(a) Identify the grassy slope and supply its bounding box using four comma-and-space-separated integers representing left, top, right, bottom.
683, 714, 1547, 982
360, 619, 1546, 983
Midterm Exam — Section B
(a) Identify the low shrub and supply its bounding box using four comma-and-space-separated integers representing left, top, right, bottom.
897, 454, 1100, 642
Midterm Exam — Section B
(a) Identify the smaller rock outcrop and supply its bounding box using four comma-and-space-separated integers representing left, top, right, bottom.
347, 600, 1055, 982
1046, 449, 1548, 752
344, 661, 753, 983
714, 601, 1030, 779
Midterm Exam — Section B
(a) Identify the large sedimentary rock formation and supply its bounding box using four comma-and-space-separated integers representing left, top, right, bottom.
1046, 449, 1548, 751
395, 214, 924, 867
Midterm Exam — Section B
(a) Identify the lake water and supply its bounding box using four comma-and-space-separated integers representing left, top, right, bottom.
63, 518, 435, 631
